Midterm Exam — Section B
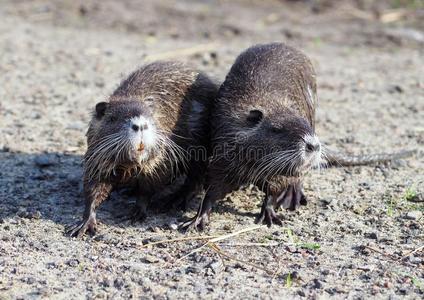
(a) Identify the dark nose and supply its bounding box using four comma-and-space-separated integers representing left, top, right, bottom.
306, 142, 320, 152
132, 124, 140, 131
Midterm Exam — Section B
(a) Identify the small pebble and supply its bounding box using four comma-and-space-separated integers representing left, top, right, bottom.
408, 256, 422, 265
388, 85, 403, 94
207, 260, 222, 275
34, 154, 59, 167
404, 211, 422, 220
66, 259, 79, 267
312, 278, 322, 289
101, 278, 111, 288
46, 262, 57, 269
321, 269, 330, 276
21, 277, 36, 284
169, 223, 178, 230
365, 232, 378, 240
185, 266, 200, 274
67, 172, 82, 185
114, 278, 125, 289
141, 255, 159, 264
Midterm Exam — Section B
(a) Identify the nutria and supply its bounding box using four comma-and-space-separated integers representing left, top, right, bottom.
67, 61, 218, 237
180, 42, 414, 230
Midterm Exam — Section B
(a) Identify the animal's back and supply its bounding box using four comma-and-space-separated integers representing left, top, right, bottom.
216, 43, 317, 129
111, 62, 199, 134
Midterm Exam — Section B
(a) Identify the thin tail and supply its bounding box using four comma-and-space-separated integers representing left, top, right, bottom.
323, 149, 416, 167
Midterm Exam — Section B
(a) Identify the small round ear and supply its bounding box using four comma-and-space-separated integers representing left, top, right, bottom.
144, 96, 155, 108
95, 102, 108, 119
247, 109, 263, 125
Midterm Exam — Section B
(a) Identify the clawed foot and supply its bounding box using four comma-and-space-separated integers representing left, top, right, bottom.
256, 201, 283, 227
178, 213, 210, 232
125, 195, 149, 224
67, 215, 97, 238
276, 185, 307, 211
129, 205, 147, 224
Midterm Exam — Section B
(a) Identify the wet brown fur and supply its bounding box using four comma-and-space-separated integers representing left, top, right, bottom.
181, 43, 317, 229
68, 61, 218, 237
182, 42, 415, 230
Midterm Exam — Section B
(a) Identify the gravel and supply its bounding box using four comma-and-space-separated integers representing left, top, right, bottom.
0, 0, 423, 299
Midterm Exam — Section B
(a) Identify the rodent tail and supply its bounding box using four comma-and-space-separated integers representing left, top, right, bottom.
322, 149, 416, 167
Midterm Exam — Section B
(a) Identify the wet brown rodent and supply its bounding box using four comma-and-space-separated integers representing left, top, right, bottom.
180, 43, 321, 230
67, 61, 218, 237
181, 42, 414, 230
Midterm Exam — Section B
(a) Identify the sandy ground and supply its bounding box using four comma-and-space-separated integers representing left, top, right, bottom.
0, 0, 423, 299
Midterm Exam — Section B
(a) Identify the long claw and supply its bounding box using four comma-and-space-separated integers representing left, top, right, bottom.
66, 216, 97, 238
128, 198, 148, 224
129, 207, 147, 224
256, 193, 284, 227
277, 184, 308, 211
256, 205, 283, 227
179, 213, 209, 232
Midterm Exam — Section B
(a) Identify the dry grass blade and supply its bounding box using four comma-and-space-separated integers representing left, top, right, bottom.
142, 225, 263, 248
173, 241, 210, 264
208, 225, 265, 243
218, 242, 281, 247
363, 245, 397, 260
168, 225, 266, 266
380, 9, 409, 23
144, 43, 219, 62
140, 235, 218, 248
399, 245, 424, 261
344, 8, 374, 20
207, 242, 275, 275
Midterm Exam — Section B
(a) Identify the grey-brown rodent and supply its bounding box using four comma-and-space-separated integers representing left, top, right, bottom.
181, 42, 414, 231
68, 61, 218, 237
180, 43, 320, 230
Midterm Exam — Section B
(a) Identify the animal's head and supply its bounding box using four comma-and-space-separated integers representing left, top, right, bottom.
239, 108, 322, 178
84, 99, 159, 179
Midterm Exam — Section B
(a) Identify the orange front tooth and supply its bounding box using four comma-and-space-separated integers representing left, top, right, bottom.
138, 143, 145, 151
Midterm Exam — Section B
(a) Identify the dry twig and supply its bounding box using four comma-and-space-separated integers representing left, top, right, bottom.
144, 43, 218, 62
207, 242, 274, 275
399, 245, 424, 261
141, 235, 218, 248
363, 245, 397, 260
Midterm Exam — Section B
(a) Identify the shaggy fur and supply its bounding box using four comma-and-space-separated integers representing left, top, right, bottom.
68, 61, 218, 237
182, 43, 322, 230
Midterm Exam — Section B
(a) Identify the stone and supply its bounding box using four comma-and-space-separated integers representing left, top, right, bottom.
34, 154, 59, 167
404, 211, 422, 220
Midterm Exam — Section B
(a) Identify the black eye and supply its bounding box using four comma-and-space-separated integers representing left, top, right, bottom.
271, 127, 281, 133
108, 115, 117, 123
247, 109, 263, 126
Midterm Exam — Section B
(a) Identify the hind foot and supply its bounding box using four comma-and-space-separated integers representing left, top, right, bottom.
127, 195, 149, 224
256, 195, 283, 227
179, 212, 210, 232
129, 202, 147, 224
256, 205, 283, 227
276, 184, 307, 211
67, 213, 97, 238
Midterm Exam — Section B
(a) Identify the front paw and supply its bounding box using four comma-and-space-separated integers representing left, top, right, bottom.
278, 185, 307, 211
256, 205, 283, 227
129, 204, 147, 224
178, 213, 210, 232
66, 216, 97, 238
